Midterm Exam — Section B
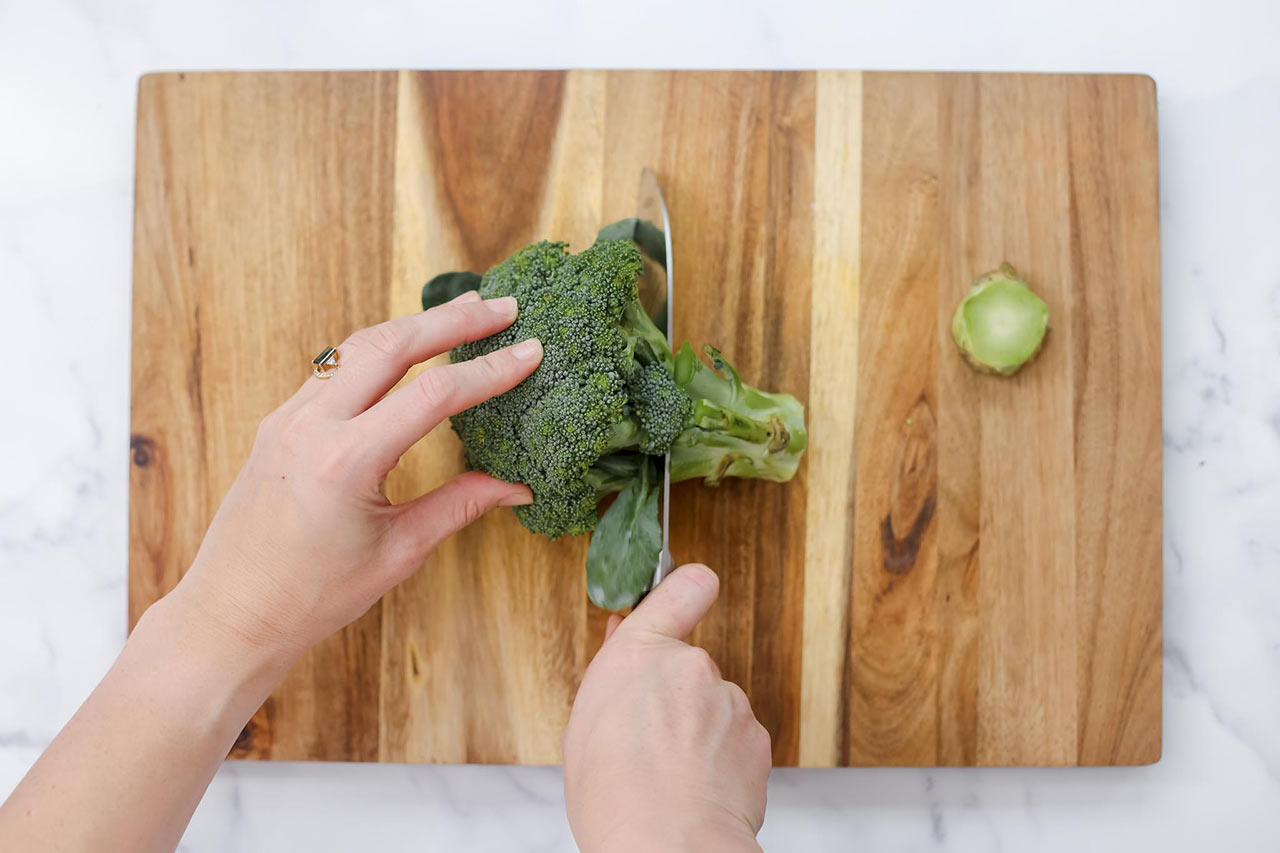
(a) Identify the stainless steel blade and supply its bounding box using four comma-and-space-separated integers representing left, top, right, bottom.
635, 167, 676, 589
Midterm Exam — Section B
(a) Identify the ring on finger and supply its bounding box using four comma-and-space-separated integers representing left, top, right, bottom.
312, 346, 341, 379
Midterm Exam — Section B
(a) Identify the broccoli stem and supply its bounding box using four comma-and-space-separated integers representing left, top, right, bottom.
585, 453, 647, 498
669, 399, 806, 486
605, 417, 643, 451
601, 340, 807, 487
621, 300, 674, 371
668, 342, 806, 485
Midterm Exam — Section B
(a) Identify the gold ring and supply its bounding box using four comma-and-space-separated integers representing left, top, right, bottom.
312, 346, 340, 379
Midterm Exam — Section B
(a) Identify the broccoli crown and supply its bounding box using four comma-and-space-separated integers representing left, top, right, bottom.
450, 240, 645, 538
626, 362, 694, 455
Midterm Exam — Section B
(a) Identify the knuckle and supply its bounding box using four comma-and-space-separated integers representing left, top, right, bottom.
449, 494, 488, 530
726, 681, 752, 711
677, 646, 718, 681
471, 350, 508, 386
414, 367, 456, 410
752, 720, 773, 753
348, 322, 405, 360
255, 409, 283, 443
257, 408, 308, 454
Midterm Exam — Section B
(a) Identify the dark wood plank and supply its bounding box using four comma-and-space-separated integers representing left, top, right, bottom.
604, 71, 814, 765
933, 74, 984, 766
851, 73, 944, 766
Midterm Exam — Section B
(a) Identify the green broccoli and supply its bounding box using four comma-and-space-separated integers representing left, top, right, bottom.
428, 233, 807, 609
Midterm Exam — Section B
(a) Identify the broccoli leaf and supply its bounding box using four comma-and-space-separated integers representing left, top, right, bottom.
585, 458, 661, 611
421, 271, 482, 310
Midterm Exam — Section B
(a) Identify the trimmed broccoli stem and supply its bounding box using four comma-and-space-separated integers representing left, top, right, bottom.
669, 400, 806, 485
668, 343, 807, 486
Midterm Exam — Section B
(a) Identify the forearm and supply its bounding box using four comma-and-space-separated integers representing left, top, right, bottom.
0, 586, 291, 852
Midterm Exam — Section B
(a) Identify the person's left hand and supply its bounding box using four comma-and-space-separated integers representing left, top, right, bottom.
166, 290, 542, 663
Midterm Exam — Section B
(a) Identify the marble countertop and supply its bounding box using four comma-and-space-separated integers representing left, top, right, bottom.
2, 0, 1278, 849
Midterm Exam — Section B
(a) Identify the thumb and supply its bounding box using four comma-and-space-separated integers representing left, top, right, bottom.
618, 563, 719, 641
393, 471, 532, 561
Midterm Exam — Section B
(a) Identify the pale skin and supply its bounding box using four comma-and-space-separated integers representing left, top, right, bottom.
0, 291, 770, 853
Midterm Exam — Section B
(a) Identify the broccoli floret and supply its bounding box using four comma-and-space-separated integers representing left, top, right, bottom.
626, 362, 693, 455
450, 240, 641, 537
437, 234, 807, 607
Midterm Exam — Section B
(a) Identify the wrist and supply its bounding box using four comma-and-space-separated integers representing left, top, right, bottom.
165, 566, 310, 670
594, 813, 762, 853
130, 587, 295, 734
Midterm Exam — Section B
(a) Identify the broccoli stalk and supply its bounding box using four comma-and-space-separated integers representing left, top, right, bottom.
424, 234, 807, 610
598, 295, 808, 482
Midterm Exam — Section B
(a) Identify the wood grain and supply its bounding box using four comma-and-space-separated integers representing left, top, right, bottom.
130, 70, 1162, 766
378, 71, 599, 764
799, 70, 862, 767
130, 71, 397, 760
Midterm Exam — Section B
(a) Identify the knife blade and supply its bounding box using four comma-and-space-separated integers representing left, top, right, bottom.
633, 167, 676, 591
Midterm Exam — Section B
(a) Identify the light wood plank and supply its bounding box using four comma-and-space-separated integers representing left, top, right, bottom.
799, 70, 862, 767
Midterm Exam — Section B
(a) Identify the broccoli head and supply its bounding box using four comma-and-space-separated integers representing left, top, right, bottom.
431, 231, 807, 608
449, 239, 645, 537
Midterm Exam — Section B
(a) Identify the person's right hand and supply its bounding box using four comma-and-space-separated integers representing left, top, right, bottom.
563, 564, 771, 853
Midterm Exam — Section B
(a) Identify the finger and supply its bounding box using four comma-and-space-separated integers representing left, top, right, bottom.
306, 295, 519, 418
617, 563, 719, 642
603, 613, 624, 642
355, 337, 542, 471
287, 290, 486, 411
390, 471, 532, 565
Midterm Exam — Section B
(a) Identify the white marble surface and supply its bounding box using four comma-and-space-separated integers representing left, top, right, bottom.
2, 0, 1279, 849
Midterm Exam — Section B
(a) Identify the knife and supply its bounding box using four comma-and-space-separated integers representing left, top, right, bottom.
633, 167, 676, 591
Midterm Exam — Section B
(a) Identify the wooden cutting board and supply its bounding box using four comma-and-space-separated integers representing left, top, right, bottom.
129, 70, 1162, 767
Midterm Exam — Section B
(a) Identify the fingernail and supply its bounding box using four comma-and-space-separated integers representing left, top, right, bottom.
499, 490, 534, 506
486, 296, 518, 317
511, 338, 542, 361
683, 563, 719, 588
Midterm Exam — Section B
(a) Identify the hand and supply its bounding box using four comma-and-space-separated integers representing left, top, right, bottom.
168, 291, 542, 663
563, 565, 771, 853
